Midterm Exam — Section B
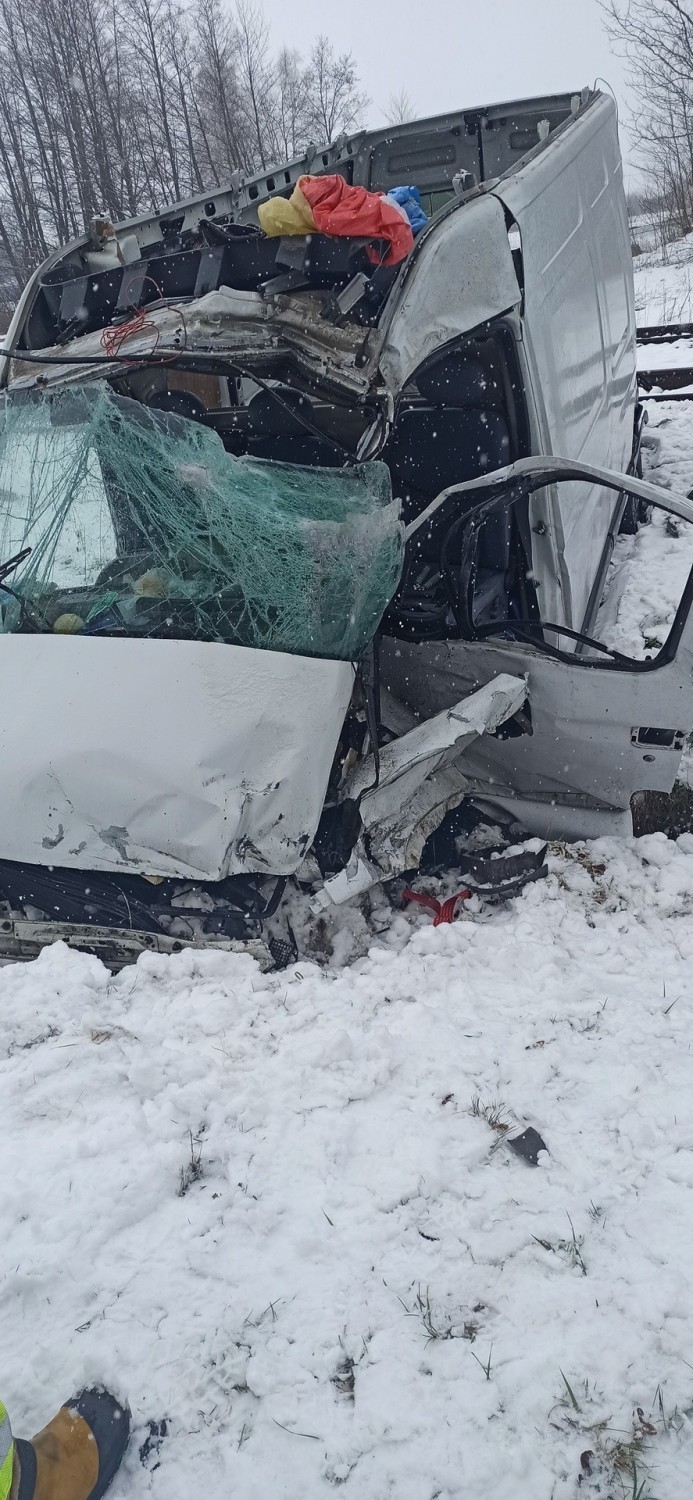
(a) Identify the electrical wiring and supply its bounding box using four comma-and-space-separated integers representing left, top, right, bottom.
99, 275, 188, 364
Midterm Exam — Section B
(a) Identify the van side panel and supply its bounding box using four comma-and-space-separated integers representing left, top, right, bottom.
492, 94, 637, 633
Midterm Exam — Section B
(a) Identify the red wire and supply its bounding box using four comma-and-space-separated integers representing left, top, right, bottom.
101, 304, 151, 357
401, 888, 440, 918
435, 892, 471, 925
402, 887, 471, 925
100, 273, 188, 364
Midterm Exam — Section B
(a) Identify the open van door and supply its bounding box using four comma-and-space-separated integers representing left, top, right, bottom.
381, 457, 693, 841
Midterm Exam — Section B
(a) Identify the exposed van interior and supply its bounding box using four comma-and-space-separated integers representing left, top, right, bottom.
1, 87, 624, 665
8, 92, 582, 354
0, 319, 540, 656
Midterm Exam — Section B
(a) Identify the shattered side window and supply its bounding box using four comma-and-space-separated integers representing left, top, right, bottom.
0, 383, 404, 659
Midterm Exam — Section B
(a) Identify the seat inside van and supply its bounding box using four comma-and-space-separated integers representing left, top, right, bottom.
387, 354, 511, 507
383, 341, 522, 639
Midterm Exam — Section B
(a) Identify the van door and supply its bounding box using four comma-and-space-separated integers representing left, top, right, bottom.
381, 457, 693, 841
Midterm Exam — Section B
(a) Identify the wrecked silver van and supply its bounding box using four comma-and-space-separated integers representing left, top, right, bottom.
0, 87, 691, 963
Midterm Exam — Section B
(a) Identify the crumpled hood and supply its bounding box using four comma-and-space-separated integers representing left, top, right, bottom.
0, 636, 354, 879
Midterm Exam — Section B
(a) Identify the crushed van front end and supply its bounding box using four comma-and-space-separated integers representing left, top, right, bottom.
1, 90, 692, 964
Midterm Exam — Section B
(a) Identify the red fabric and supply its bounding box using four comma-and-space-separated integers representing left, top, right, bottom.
402, 887, 471, 926
298, 175, 414, 267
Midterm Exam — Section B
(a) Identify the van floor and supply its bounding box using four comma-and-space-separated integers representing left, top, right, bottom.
1, 400, 693, 1500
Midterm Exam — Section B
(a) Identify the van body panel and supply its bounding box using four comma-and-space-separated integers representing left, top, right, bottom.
490, 92, 637, 632
378, 194, 521, 392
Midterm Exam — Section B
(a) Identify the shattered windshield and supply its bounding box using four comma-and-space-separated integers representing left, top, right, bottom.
0, 383, 403, 659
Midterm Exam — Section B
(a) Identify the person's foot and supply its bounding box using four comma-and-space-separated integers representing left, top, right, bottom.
13, 1389, 129, 1500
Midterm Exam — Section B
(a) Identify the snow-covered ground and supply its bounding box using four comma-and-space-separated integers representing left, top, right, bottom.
597, 500, 693, 660
5, 320, 693, 1500
597, 399, 693, 660
637, 339, 693, 381
634, 235, 693, 326
3, 840, 693, 1500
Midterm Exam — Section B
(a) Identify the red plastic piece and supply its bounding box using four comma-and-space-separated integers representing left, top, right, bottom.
299, 175, 415, 266
402, 887, 471, 925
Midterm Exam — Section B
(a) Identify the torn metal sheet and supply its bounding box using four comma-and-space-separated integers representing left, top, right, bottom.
3, 284, 375, 400
314, 673, 526, 908
347, 674, 527, 802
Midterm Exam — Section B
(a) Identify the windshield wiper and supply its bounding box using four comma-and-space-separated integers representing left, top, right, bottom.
0, 548, 54, 634
0, 546, 31, 582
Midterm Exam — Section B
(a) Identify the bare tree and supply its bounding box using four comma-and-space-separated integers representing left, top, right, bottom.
304, 36, 368, 143
0, 0, 369, 317
602, 0, 693, 243
234, 0, 276, 168
384, 89, 415, 126
193, 0, 247, 177
270, 48, 311, 161
122, 0, 185, 201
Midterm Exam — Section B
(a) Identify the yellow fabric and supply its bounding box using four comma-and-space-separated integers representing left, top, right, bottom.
0, 1401, 14, 1500
257, 183, 316, 238
0, 1444, 12, 1500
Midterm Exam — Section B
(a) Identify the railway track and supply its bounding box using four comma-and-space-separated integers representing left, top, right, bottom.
637, 321, 693, 399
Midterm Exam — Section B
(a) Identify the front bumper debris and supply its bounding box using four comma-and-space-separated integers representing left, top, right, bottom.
0, 918, 274, 971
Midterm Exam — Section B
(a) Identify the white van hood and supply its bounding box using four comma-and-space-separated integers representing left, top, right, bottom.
0, 636, 354, 879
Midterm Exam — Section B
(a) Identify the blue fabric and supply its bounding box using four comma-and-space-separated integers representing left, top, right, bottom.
387, 185, 428, 235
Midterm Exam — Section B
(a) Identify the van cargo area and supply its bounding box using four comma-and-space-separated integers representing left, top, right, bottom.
1, 88, 693, 964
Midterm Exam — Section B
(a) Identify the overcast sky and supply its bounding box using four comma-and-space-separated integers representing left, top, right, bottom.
262, 0, 636, 175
